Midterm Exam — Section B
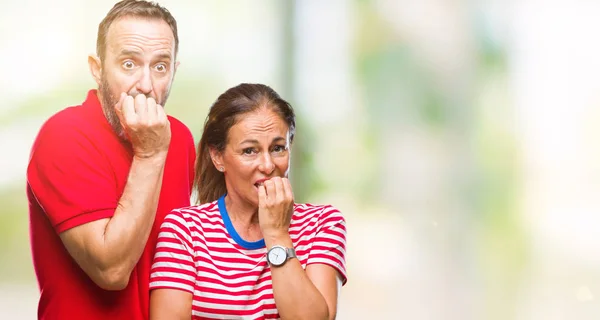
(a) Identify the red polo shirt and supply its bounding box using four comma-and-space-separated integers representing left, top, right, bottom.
27, 90, 196, 320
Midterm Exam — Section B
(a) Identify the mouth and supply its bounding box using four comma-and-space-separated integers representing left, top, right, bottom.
254, 178, 269, 189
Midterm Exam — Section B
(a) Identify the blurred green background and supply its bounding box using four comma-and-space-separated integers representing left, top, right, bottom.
2, 0, 600, 319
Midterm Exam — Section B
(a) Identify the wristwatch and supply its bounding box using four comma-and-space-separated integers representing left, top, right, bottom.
266, 245, 297, 267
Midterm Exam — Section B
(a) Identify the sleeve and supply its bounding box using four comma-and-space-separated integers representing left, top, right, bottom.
27, 119, 117, 233
306, 205, 348, 285
150, 210, 197, 293
167, 115, 196, 200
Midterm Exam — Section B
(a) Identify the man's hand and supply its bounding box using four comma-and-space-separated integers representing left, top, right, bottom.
115, 93, 171, 158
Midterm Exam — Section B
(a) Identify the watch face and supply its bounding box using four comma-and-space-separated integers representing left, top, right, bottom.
268, 246, 287, 266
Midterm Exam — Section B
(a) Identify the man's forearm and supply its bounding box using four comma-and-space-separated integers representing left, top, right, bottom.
101, 153, 167, 277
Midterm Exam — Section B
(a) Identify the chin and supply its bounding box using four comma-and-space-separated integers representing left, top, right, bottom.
249, 188, 260, 206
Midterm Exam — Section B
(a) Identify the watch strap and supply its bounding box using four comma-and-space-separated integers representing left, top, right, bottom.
285, 247, 297, 260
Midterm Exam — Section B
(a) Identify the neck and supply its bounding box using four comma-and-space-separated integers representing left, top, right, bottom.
224, 194, 259, 226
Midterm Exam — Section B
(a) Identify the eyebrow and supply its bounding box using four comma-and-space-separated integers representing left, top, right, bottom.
117, 50, 172, 61
118, 49, 143, 58
240, 137, 286, 145
154, 52, 173, 62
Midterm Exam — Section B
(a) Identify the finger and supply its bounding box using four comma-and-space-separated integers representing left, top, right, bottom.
152, 97, 161, 116
114, 92, 127, 121
114, 92, 126, 112
282, 178, 294, 202
258, 184, 267, 208
264, 179, 276, 201
156, 104, 168, 123
146, 97, 157, 123
134, 93, 148, 117
272, 177, 285, 203
122, 95, 136, 125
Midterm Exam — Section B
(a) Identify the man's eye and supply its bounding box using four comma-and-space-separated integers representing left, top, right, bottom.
155, 64, 166, 72
123, 61, 134, 69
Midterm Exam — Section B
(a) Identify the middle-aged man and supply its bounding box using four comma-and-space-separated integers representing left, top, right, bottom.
26, 1, 196, 319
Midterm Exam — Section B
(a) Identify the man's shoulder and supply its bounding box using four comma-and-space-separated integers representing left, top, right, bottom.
167, 115, 192, 135
44, 104, 84, 127
37, 90, 107, 137
34, 104, 93, 145
29, 94, 113, 162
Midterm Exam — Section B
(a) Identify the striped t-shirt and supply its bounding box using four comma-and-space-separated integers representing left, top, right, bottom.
149, 195, 348, 319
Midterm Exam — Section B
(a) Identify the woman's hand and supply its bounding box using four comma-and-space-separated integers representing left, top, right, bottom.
258, 177, 294, 240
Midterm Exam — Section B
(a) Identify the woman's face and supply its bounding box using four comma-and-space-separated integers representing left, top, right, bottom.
214, 107, 291, 208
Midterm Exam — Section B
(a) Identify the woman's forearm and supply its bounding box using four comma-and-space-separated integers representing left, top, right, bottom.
266, 233, 331, 320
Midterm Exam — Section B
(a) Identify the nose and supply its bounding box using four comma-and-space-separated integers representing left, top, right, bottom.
135, 66, 153, 95
258, 153, 275, 175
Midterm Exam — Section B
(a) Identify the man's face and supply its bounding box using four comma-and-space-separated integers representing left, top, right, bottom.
98, 17, 177, 137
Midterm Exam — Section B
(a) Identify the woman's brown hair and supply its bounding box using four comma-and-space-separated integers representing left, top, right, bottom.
194, 83, 296, 204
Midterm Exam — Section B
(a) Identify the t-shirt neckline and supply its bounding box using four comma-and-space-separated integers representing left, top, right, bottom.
217, 194, 266, 250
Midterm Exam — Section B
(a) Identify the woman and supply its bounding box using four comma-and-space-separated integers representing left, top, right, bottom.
149, 83, 347, 319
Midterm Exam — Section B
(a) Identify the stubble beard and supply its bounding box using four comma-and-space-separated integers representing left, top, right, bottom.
98, 76, 171, 140
99, 78, 125, 139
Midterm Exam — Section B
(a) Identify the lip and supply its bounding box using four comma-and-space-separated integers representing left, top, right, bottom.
254, 178, 270, 188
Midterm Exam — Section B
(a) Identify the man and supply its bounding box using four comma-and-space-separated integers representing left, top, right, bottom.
26, 1, 195, 319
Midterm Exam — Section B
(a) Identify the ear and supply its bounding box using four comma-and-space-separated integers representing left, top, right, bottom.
288, 131, 294, 148
208, 146, 224, 172
171, 60, 180, 80
88, 54, 102, 86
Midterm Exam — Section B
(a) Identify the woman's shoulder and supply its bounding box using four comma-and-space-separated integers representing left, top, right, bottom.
293, 203, 344, 221
294, 202, 338, 211
165, 201, 221, 225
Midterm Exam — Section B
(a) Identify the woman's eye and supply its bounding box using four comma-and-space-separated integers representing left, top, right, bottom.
243, 148, 255, 155
273, 145, 286, 153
